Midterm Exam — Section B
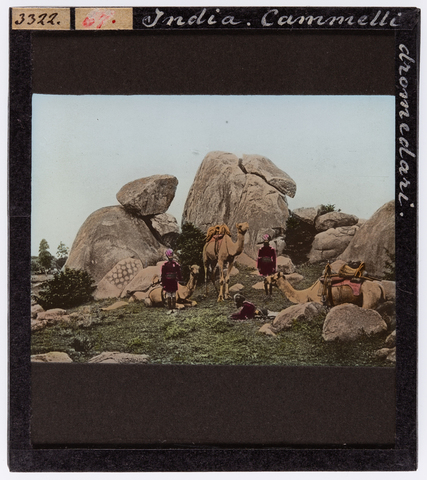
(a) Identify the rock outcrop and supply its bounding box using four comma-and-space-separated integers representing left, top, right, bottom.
338, 200, 395, 278
116, 174, 178, 216
182, 151, 296, 259
315, 212, 359, 232
66, 206, 167, 283
322, 304, 388, 342
66, 175, 180, 287
308, 225, 360, 263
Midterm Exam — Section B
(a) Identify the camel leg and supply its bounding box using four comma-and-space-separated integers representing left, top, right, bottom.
217, 261, 225, 302
264, 277, 269, 296
223, 259, 235, 300
204, 265, 209, 295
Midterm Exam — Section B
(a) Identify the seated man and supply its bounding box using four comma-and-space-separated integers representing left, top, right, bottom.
230, 294, 257, 320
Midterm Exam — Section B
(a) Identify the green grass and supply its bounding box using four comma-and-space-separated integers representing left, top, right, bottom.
31, 263, 394, 367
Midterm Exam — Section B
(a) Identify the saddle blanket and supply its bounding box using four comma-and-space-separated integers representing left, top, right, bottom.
330, 278, 362, 296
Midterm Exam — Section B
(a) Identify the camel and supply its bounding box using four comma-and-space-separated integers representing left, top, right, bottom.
145, 265, 200, 309
267, 271, 386, 309
203, 222, 249, 302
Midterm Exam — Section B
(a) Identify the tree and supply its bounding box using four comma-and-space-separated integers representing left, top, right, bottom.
56, 241, 69, 258
55, 241, 69, 270
33, 267, 97, 309
38, 239, 53, 272
175, 223, 206, 281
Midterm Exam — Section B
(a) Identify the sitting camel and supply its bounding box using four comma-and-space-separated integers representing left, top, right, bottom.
145, 265, 200, 309
267, 271, 385, 309
203, 222, 249, 302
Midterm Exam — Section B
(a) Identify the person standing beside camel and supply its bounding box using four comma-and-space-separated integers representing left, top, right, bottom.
161, 249, 182, 311
257, 234, 276, 296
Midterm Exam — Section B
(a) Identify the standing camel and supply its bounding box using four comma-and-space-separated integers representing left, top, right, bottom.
145, 265, 200, 308
203, 222, 249, 302
267, 271, 385, 309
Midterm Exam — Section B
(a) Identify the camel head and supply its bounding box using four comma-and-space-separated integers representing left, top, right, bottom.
268, 272, 283, 286
236, 222, 249, 235
190, 265, 200, 276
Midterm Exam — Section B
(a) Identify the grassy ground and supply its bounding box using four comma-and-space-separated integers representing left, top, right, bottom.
31, 263, 394, 367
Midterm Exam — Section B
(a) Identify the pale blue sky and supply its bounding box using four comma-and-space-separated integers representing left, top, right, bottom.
31, 94, 395, 256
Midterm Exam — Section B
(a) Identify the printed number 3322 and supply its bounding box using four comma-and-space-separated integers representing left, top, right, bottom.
15, 12, 59, 26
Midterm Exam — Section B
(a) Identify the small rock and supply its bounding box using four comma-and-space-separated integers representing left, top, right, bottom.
31, 304, 44, 319
229, 283, 244, 293
88, 352, 150, 364
37, 308, 67, 320
385, 330, 396, 348
31, 352, 73, 363
258, 324, 277, 336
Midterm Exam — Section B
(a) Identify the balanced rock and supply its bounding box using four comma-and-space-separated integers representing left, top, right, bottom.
322, 304, 387, 342
308, 225, 359, 263
182, 151, 296, 259
241, 154, 296, 197
272, 302, 325, 332
95, 257, 143, 299
116, 175, 178, 216
315, 212, 359, 232
88, 352, 150, 364
150, 213, 180, 247
338, 200, 395, 278
65, 206, 166, 283
31, 352, 73, 363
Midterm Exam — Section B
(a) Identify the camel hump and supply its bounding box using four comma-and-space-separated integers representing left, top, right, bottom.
206, 224, 231, 243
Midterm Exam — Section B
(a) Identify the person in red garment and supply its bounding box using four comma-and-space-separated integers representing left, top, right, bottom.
257, 234, 276, 296
161, 249, 182, 311
230, 294, 258, 321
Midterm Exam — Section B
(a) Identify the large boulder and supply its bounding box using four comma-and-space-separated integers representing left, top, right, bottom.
116, 175, 178, 216
271, 302, 325, 332
308, 225, 359, 263
338, 201, 395, 278
315, 212, 359, 232
182, 151, 296, 259
65, 206, 167, 283
94, 257, 144, 300
322, 304, 388, 342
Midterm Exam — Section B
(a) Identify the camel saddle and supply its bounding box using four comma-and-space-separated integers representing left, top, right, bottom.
319, 261, 377, 307
207, 234, 225, 256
